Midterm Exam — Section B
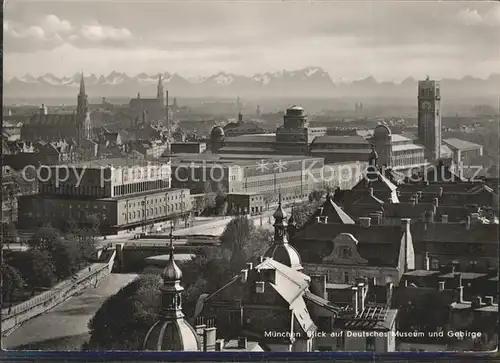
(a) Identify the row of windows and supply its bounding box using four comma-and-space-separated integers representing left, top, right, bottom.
123, 203, 185, 221
113, 180, 170, 196
41, 184, 107, 197
392, 152, 425, 167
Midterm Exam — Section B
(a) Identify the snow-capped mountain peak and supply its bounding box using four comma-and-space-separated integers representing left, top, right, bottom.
207, 72, 235, 85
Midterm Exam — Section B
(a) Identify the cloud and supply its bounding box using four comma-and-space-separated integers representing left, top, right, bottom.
4, 14, 135, 53
457, 9, 484, 26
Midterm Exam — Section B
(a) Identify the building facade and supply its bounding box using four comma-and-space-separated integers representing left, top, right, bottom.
418, 79, 442, 162
17, 157, 192, 233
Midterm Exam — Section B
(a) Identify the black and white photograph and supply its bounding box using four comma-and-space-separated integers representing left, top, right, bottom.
1, 0, 499, 354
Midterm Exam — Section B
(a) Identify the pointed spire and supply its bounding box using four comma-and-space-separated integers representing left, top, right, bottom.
273, 192, 288, 243
79, 69, 86, 95
161, 222, 182, 284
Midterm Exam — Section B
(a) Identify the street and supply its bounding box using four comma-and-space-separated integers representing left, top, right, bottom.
2, 273, 138, 350
96, 207, 291, 247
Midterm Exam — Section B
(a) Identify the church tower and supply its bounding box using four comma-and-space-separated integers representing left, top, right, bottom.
77, 71, 92, 141
157, 74, 165, 106
264, 193, 303, 271
143, 226, 200, 351
418, 77, 441, 162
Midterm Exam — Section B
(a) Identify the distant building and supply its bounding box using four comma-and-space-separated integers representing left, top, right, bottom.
418, 78, 442, 162
17, 157, 192, 234
21, 73, 93, 145
195, 202, 398, 352
443, 138, 483, 166
170, 142, 206, 154
170, 154, 364, 203
128, 75, 166, 122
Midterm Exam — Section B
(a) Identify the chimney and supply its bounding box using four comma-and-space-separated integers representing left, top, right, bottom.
351, 286, 359, 315
466, 215, 471, 230
471, 296, 483, 309
438, 281, 445, 291
414, 193, 419, 204
316, 216, 321, 223
259, 256, 265, 263
240, 269, 248, 284
433, 198, 439, 207
318, 207, 324, 215
441, 214, 448, 223
323, 216, 329, 224
438, 187, 444, 198
246, 262, 253, 271
386, 282, 394, 305
410, 197, 416, 206
357, 283, 365, 313
369, 212, 382, 225
215, 339, 224, 351
484, 296, 494, 306
455, 286, 464, 303
195, 318, 206, 348
359, 217, 371, 228
203, 322, 217, 352
417, 191, 423, 200
255, 281, 265, 294
237, 337, 247, 350
403, 279, 408, 287
424, 252, 430, 270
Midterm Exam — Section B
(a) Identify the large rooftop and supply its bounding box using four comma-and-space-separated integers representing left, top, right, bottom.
443, 138, 483, 151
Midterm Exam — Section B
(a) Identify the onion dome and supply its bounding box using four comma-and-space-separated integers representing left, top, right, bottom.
210, 126, 225, 139
143, 319, 200, 351
264, 243, 303, 271
264, 194, 303, 270
143, 225, 200, 352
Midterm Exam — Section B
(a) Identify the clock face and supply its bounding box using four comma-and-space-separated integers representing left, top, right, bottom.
420, 101, 432, 111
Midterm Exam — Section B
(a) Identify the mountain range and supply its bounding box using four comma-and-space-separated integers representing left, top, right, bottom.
4, 67, 500, 100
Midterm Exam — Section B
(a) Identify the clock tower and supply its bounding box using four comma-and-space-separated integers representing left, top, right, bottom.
418, 78, 441, 162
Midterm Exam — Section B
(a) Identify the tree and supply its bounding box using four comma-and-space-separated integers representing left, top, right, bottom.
29, 225, 62, 251
86, 216, 274, 350
292, 199, 322, 229
49, 238, 81, 280
86, 274, 162, 350
16, 249, 56, 294
308, 189, 324, 203
1, 262, 25, 309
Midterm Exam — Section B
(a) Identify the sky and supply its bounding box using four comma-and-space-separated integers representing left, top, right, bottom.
3, 1, 500, 82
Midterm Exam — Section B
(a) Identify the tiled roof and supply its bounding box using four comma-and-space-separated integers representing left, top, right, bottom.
302, 198, 355, 228
443, 138, 483, 151
294, 223, 406, 267
411, 222, 498, 243
384, 203, 431, 219
25, 113, 78, 126
334, 305, 397, 331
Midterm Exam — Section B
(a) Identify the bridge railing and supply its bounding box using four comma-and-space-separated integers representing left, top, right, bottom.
1, 250, 116, 336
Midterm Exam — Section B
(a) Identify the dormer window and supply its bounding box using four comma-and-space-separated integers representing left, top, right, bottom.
340, 247, 352, 258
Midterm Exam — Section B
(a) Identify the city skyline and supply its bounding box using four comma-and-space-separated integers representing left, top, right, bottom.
4, 1, 500, 81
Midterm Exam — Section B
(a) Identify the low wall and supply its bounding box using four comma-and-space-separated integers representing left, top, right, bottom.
1, 250, 116, 336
